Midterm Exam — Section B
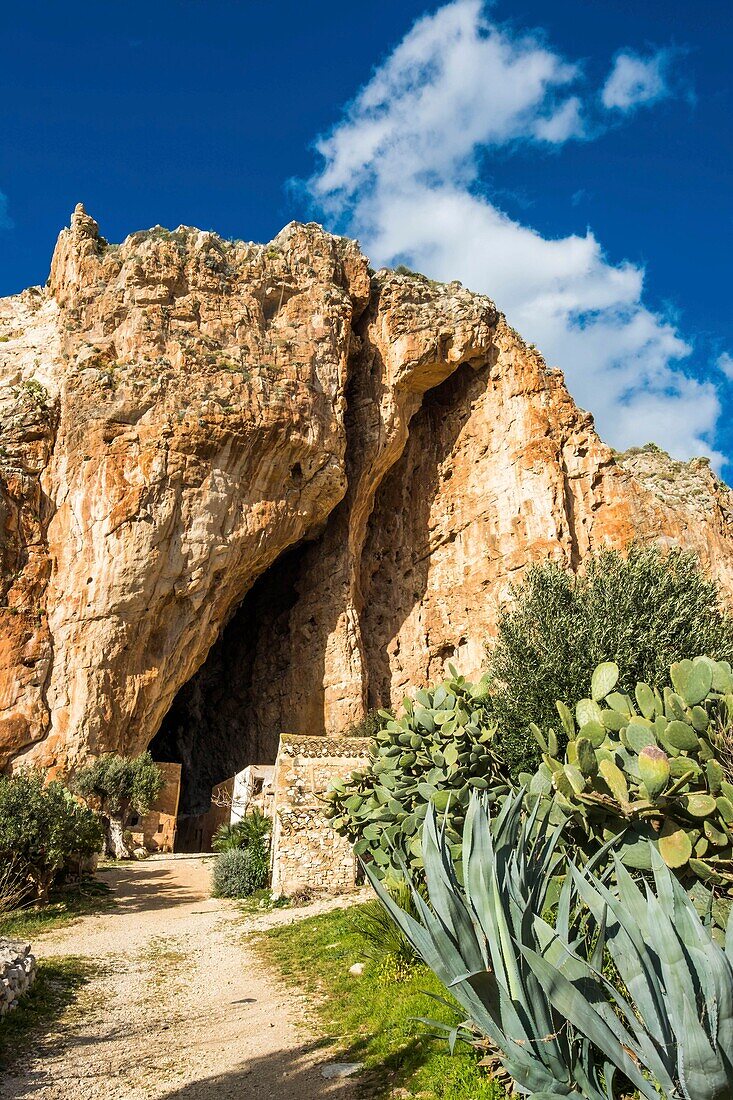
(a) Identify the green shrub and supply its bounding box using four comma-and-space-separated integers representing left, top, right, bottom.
323, 672, 509, 881
237, 808, 271, 846
0, 862, 32, 914
526, 655, 733, 900
488, 544, 733, 776
211, 822, 248, 852
0, 771, 102, 902
74, 752, 163, 858
341, 708, 383, 739
211, 843, 269, 898
211, 809, 272, 853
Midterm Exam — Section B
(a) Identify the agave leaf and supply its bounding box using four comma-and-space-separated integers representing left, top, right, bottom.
521, 946, 660, 1100
677, 992, 729, 1100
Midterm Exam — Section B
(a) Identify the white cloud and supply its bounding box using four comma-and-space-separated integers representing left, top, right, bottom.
313, 0, 585, 204
717, 353, 733, 381
602, 50, 671, 111
308, 1, 723, 466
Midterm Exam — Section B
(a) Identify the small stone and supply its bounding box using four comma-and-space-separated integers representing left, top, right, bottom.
321, 1063, 364, 1079
348, 962, 364, 977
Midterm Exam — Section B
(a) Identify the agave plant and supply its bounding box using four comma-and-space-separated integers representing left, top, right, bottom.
367, 793, 649, 1098
524, 848, 733, 1099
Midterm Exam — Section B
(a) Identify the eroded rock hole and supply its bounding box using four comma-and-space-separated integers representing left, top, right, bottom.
149, 540, 312, 823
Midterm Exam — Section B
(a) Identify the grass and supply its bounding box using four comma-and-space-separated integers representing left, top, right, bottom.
258, 904, 504, 1099
0, 876, 114, 941
0, 955, 93, 1070
233, 888, 299, 916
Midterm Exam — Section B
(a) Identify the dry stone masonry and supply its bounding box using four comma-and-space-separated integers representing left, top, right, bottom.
270, 735, 371, 896
0, 940, 36, 1017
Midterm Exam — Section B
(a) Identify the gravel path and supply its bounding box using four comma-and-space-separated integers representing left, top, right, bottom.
0, 858, 362, 1099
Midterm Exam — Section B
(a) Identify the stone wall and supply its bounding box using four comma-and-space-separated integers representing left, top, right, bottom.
270, 735, 370, 897
131, 761, 181, 853
0, 940, 36, 1017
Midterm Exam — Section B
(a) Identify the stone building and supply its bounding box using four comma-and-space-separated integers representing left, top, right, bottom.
129, 761, 181, 853
269, 735, 371, 897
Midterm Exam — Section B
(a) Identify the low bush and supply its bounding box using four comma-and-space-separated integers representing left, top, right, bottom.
0, 771, 102, 902
324, 672, 509, 881
211, 822, 248, 852
211, 843, 269, 898
341, 709, 383, 739
526, 655, 733, 900
488, 545, 733, 776
212, 809, 272, 853
0, 862, 33, 914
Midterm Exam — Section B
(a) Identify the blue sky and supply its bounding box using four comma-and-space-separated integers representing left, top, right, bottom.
2, 1, 732, 472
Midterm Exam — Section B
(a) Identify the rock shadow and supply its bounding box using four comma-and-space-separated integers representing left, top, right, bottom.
360, 361, 492, 708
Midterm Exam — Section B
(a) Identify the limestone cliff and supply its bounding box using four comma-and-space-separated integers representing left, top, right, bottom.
1, 207, 732, 807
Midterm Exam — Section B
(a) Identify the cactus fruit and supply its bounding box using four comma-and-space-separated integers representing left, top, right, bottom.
638, 745, 670, 799
323, 671, 508, 880
525, 655, 733, 893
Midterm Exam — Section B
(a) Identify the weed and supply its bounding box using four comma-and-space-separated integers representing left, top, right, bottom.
20, 379, 48, 409
0, 878, 113, 941
0, 956, 93, 1070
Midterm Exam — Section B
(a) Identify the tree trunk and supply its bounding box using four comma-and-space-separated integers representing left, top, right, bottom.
105, 813, 131, 859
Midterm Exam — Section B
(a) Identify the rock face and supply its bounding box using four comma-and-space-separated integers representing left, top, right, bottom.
2, 207, 732, 805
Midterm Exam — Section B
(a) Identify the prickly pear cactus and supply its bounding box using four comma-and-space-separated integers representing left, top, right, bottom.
323, 671, 509, 880
525, 656, 733, 890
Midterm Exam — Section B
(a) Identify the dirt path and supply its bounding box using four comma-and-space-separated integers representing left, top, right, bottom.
0, 859, 363, 1100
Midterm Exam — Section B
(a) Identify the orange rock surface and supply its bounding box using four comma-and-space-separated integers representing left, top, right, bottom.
1, 206, 731, 779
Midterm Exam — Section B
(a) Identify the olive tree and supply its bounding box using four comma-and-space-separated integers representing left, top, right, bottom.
74, 752, 164, 858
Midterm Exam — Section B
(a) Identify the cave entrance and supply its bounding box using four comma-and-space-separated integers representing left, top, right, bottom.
149, 539, 310, 851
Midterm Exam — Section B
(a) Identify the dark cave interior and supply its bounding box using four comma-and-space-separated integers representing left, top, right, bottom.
149, 540, 310, 818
